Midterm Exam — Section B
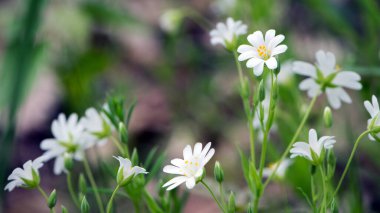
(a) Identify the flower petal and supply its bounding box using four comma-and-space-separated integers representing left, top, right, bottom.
265, 57, 278, 69
292, 61, 317, 78
185, 177, 196, 189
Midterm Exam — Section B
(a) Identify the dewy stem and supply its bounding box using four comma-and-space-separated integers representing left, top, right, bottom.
83, 157, 105, 213
262, 95, 318, 190
106, 185, 120, 213
332, 129, 371, 198
201, 180, 226, 213
67, 171, 80, 208
233, 51, 257, 170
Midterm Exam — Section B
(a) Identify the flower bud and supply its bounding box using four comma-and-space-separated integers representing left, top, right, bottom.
64, 153, 74, 172
48, 189, 57, 209
78, 173, 87, 196
61, 205, 68, 213
259, 79, 266, 102
227, 192, 236, 213
247, 203, 254, 213
214, 161, 224, 183
80, 196, 90, 213
118, 122, 128, 144
323, 107, 333, 128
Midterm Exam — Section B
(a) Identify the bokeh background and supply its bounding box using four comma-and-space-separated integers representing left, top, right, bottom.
0, 0, 379, 212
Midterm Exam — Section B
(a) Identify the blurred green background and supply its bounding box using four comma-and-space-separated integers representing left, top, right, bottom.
0, 0, 379, 212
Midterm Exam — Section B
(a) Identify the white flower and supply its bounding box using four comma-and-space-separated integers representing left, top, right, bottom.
40, 113, 89, 175
5, 157, 44, 191
290, 129, 336, 164
81, 107, 114, 146
263, 159, 292, 179
237, 29, 288, 76
163, 142, 215, 190
293, 50, 362, 109
159, 9, 184, 33
277, 60, 294, 85
210, 17, 247, 48
210, 0, 236, 15
114, 156, 147, 186
364, 95, 380, 141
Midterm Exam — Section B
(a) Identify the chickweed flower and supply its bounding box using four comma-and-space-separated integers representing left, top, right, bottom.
293, 50, 362, 109
210, 17, 247, 51
262, 159, 292, 179
5, 157, 44, 191
81, 107, 114, 146
237, 29, 288, 76
364, 95, 380, 142
40, 113, 89, 175
163, 142, 215, 190
290, 129, 336, 164
114, 156, 147, 186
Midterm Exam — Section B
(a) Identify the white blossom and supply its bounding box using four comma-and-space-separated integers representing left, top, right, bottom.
81, 107, 114, 146
114, 156, 147, 186
210, 17, 247, 49
290, 129, 336, 164
5, 157, 45, 191
163, 142, 215, 190
262, 159, 292, 179
364, 95, 380, 141
293, 50, 362, 109
238, 29, 287, 76
40, 113, 89, 175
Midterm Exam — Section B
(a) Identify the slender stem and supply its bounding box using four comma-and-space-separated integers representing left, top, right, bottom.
106, 185, 120, 213
263, 95, 318, 190
219, 182, 227, 208
311, 173, 316, 211
37, 185, 49, 201
201, 181, 226, 213
67, 171, 80, 208
319, 166, 327, 213
133, 201, 141, 213
233, 51, 257, 170
332, 130, 371, 197
83, 158, 105, 213
111, 136, 128, 157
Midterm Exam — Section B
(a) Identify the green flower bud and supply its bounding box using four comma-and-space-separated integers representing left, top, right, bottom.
78, 174, 87, 196
118, 122, 128, 144
323, 107, 333, 128
61, 205, 68, 213
247, 203, 254, 213
64, 153, 74, 171
48, 189, 57, 209
214, 161, 224, 183
259, 79, 266, 102
80, 196, 90, 213
227, 192, 236, 213
131, 148, 139, 165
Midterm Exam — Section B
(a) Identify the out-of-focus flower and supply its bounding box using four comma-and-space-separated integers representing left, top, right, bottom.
159, 9, 184, 34
277, 60, 294, 85
290, 129, 335, 164
262, 159, 292, 179
81, 107, 113, 146
163, 142, 215, 190
210, 17, 247, 50
114, 156, 147, 186
5, 157, 44, 191
238, 29, 287, 76
364, 95, 380, 142
293, 50, 362, 109
40, 113, 89, 175
210, 0, 236, 15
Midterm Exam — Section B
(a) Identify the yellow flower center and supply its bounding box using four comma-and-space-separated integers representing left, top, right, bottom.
257, 45, 271, 60
182, 157, 201, 177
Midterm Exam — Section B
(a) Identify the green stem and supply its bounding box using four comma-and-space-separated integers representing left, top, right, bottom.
111, 136, 128, 158
233, 50, 257, 171
67, 171, 80, 208
83, 158, 105, 213
311, 172, 317, 211
319, 166, 327, 213
106, 185, 120, 213
332, 130, 371, 198
262, 95, 318, 190
133, 200, 141, 213
143, 189, 164, 213
219, 182, 227, 208
201, 181, 226, 213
